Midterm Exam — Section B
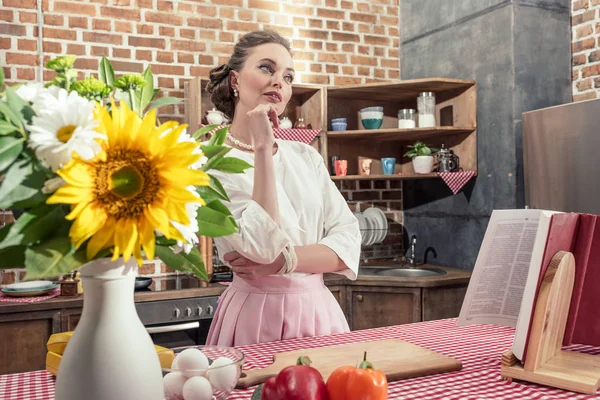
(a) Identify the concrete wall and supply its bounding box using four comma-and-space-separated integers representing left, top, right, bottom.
399, 0, 572, 269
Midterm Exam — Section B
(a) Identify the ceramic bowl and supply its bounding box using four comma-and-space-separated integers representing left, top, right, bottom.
331, 121, 347, 131
162, 345, 245, 400
331, 117, 347, 123
360, 107, 384, 129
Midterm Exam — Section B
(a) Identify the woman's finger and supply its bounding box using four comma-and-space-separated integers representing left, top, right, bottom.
268, 106, 280, 129
223, 251, 241, 262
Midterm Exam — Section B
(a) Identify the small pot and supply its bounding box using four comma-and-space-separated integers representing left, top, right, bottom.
206, 108, 226, 125
280, 116, 293, 129
412, 155, 434, 174
134, 277, 153, 291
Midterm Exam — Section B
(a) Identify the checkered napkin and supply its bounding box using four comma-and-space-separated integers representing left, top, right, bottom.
200, 125, 320, 145
0, 288, 61, 303
437, 170, 476, 194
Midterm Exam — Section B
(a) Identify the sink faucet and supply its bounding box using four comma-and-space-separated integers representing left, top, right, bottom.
406, 235, 417, 266
424, 246, 437, 264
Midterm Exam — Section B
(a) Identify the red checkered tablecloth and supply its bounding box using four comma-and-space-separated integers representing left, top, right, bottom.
437, 171, 476, 194
2, 318, 599, 399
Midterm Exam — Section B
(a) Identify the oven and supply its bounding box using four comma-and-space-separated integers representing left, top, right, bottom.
135, 296, 219, 348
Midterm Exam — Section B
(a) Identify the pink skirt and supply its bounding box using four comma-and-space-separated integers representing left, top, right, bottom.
206, 274, 349, 346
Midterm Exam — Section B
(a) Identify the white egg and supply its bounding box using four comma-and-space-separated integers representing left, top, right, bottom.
207, 356, 237, 392
171, 356, 179, 370
163, 371, 187, 400
177, 348, 209, 378
182, 376, 213, 400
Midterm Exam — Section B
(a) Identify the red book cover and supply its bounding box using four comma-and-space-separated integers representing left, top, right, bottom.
521, 213, 579, 363
564, 214, 598, 345
570, 215, 600, 346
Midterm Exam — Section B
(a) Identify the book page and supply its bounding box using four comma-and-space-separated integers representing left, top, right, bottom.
457, 209, 544, 327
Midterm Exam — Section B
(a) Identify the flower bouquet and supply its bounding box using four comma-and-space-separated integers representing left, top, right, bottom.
0, 56, 250, 400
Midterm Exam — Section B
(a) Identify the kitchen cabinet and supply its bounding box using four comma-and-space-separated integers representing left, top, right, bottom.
326, 284, 348, 321
348, 286, 421, 331
61, 308, 82, 332
422, 285, 468, 322
0, 310, 61, 374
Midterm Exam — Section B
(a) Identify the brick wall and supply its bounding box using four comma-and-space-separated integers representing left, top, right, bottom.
572, 0, 600, 100
1, 0, 400, 122
0, 0, 404, 286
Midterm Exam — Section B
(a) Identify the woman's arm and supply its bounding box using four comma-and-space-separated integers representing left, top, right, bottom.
293, 244, 348, 273
252, 147, 280, 225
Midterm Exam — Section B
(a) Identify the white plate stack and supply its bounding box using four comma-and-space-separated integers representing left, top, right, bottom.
354, 207, 389, 246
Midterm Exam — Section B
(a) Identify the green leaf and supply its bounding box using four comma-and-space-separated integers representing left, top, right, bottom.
193, 125, 220, 140
200, 144, 231, 160
202, 146, 231, 172
195, 204, 238, 237
0, 245, 26, 269
98, 56, 116, 87
148, 96, 183, 111
208, 175, 229, 202
0, 204, 65, 250
206, 199, 233, 217
208, 126, 228, 146
139, 66, 154, 114
0, 100, 24, 129
0, 161, 47, 209
195, 175, 230, 203
155, 235, 177, 247
0, 67, 4, 91
212, 157, 253, 174
0, 120, 18, 135
24, 236, 88, 279
151, 88, 160, 101
6, 86, 29, 120
155, 245, 209, 282
0, 159, 31, 207
251, 384, 263, 400
0, 136, 24, 172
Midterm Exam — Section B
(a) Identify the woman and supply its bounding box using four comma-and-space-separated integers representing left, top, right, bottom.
205, 30, 361, 346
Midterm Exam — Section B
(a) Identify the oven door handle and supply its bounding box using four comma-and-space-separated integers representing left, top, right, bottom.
146, 321, 200, 334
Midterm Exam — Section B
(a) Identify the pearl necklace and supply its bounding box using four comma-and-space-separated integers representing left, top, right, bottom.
227, 132, 254, 151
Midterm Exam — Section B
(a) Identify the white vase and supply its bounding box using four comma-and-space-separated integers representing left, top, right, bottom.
55, 258, 163, 400
412, 155, 434, 174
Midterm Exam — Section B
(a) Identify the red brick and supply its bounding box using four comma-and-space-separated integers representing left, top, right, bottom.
178, 52, 195, 64
157, 0, 173, 11
220, 8, 234, 18
137, 24, 154, 35
91, 46, 109, 56
92, 19, 111, 31
180, 28, 196, 40
187, 17, 222, 29
334, 76, 361, 85
159, 26, 175, 36
139, 262, 156, 274
0, 23, 26, 36
286, 5, 312, 16
177, 2, 194, 13
211, 43, 233, 54
309, 40, 323, 50
317, 8, 345, 19
572, 10, 596, 26
374, 47, 385, 57
588, 50, 600, 63
100, 6, 140, 20
299, 29, 328, 40
136, 0, 153, 8
351, 12, 377, 23
144, 11, 182, 25
42, 14, 63, 26
43, 41, 63, 53
577, 78, 593, 91
573, 37, 595, 52
381, 58, 398, 68
190, 66, 213, 77
44, 27, 76, 40
67, 43, 86, 55
54, 1, 97, 16
237, 9, 253, 21
310, 63, 322, 73
326, 42, 338, 51
341, 0, 353, 9
200, 30, 216, 40
326, 20, 340, 30
374, 25, 385, 35
115, 21, 132, 33
292, 16, 305, 27
0, 9, 13, 22
265, 25, 293, 37
113, 48, 131, 58
573, 0, 589, 11
318, 53, 347, 63
111, 60, 144, 73
219, 31, 234, 42
374, 68, 385, 79
136, 49, 152, 61
248, 0, 280, 11
388, 69, 400, 79
69, 16, 88, 28
157, 51, 173, 63
84, 31, 122, 45
577, 24, 593, 39
211, 0, 242, 5
358, 23, 371, 33
197, 5, 217, 17
18, 39, 36, 51
1, 271, 15, 285
332, 32, 359, 42
114, 0, 131, 5
594, 77, 600, 88
74, 58, 99, 70
302, 74, 330, 85
573, 70, 580, 81
293, 51, 315, 61
326, 0, 338, 6
326, 64, 339, 74
226, 20, 260, 32
257, 11, 271, 22
129, 36, 165, 49
357, 66, 371, 76
4, 0, 36, 8
0, 37, 10, 50
574, 91, 596, 101
17, 68, 36, 80
20, 11, 37, 23
158, 77, 175, 88
357, 45, 369, 54
388, 26, 399, 36
197, 55, 213, 65
6, 53, 38, 66
388, 48, 399, 58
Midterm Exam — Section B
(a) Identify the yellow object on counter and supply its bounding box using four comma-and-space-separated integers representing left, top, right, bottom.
45, 331, 175, 376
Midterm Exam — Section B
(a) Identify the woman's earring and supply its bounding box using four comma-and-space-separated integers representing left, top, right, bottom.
233, 88, 238, 97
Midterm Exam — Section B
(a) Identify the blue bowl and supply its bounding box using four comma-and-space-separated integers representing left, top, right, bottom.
332, 122, 347, 131
361, 118, 383, 129
331, 118, 347, 123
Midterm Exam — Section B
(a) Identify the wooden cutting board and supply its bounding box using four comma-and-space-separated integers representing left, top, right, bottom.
236, 338, 462, 389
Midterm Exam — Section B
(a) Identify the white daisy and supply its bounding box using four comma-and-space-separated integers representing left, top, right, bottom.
41, 176, 66, 194
27, 89, 105, 171
15, 82, 45, 104
171, 187, 201, 255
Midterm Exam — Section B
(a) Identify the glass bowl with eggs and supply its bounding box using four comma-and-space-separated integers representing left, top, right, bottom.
162, 345, 245, 400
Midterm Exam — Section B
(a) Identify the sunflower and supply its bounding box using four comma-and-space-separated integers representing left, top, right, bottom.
47, 102, 210, 264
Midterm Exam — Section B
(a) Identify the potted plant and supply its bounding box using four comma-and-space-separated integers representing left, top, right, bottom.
404, 141, 439, 174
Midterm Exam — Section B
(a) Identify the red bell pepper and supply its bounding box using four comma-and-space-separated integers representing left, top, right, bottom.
260, 356, 329, 400
326, 352, 388, 400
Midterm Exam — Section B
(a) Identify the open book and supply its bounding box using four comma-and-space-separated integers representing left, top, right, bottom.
457, 209, 600, 362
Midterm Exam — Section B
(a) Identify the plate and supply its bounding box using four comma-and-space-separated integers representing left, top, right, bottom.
3, 280, 55, 291
1, 287, 56, 297
354, 213, 368, 246
363, 207, 388, 244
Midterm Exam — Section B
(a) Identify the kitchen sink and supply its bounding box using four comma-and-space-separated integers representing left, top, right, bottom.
359, 266, 447, 278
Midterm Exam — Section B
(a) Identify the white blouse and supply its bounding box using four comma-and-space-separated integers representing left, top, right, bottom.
208, 139, 361, 280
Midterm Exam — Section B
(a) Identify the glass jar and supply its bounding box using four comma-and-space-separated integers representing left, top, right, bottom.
417, 92, 436, 127
397, 109, 416, 129
294, 117, 307, 129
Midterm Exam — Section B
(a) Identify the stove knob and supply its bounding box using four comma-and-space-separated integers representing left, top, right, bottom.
184, 307, 192, 317
173, 308, 181, 318
196, 306, 203, 316
206, 305, 214, 315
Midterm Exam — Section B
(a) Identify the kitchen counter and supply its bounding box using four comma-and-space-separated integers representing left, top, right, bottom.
2, 318, 596, 400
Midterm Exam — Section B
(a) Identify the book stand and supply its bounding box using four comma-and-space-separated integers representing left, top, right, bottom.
501, 251, 600, 394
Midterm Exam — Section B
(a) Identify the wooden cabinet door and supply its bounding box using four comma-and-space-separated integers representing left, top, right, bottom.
61, 308, 82, 332
349, 286, 421, 331
422, 285, 468, 321
0, 310, 62, 374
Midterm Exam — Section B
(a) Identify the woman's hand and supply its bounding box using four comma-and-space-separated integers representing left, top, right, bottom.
224, 251, 285, 279
246, 104, 280, 151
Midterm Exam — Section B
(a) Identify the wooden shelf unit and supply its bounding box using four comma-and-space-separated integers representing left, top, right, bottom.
183, 77, 477, 180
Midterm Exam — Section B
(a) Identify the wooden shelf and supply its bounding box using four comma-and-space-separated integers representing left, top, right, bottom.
331, 173, 440, 181
327, 126, 475, 142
